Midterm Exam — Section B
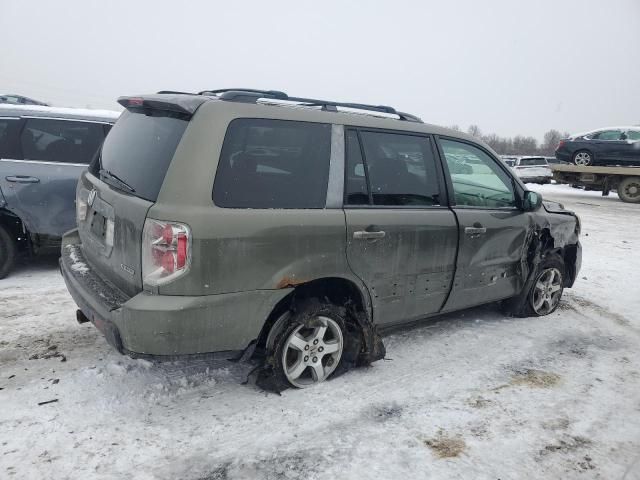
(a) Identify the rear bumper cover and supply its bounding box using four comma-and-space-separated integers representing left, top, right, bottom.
60, 230, 290, 357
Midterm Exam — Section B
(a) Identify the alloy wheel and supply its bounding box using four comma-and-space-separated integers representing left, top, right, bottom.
574, 152, 592, 166
531, 267, 563, 315
282, 316, 343, 388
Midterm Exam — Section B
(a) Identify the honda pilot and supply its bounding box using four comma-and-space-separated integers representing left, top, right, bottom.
60, 89, 582, 390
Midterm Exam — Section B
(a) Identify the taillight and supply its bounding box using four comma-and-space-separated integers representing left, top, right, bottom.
142, 219, 191, 286
76, 194, 88, 222
557, 140, 565, 150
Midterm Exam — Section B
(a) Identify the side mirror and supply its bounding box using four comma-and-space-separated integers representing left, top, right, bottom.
522, 190, 543, 211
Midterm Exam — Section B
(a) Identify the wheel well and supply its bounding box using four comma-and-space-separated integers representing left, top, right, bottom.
573, 148, 593, 158
0, 210, 29, 253
537, 229, 578, 288
255, 277, 369, 350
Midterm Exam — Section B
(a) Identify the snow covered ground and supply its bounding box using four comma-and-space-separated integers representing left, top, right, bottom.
1, 184, 639, 480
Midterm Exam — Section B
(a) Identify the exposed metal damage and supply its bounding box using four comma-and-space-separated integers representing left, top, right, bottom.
503, 200, 581, 316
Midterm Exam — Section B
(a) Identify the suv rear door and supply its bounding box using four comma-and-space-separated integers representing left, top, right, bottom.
0, 117, 105, 238
344, 129, 458, 326
437, 138, 530, 311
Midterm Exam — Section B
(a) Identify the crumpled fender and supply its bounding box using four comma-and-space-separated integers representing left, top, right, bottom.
505, 203, 580, 315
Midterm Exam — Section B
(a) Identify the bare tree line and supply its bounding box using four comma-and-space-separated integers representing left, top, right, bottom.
447, 125, 570, 156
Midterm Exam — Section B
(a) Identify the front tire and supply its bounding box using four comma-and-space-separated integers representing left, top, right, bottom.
617, 176, 640, 203
0, 223, 18, 279
524, 254, 565, 316
573, 150, 593, 166
270, 300, 346, 389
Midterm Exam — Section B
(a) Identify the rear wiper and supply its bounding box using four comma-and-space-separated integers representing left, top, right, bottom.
99, 169, 135, 193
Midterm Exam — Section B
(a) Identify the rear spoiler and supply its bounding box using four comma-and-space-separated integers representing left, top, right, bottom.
117, 94, 207, 116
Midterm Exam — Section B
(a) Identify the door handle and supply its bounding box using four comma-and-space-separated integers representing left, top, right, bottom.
465, 227, 487, 235
353, 230, 386, 240
6, 175, 40, 184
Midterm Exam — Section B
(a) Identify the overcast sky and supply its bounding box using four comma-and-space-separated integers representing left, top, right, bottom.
2, 0, 639, 140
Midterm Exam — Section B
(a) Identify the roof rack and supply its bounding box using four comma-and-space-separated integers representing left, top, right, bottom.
196, 88, 423, 123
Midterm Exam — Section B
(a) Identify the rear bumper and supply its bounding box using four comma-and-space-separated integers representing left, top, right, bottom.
518, 176, 552, 184
555, 150, 572, 162
60, 230, 290, 357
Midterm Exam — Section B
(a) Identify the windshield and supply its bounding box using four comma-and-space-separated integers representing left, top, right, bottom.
99, 109, 188, 201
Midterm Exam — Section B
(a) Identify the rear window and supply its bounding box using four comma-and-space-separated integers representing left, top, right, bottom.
213, 119, 331, 208
519, 158, 547, 166
98, 110, 188, 201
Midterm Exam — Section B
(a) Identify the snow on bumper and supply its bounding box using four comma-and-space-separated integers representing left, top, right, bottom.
60, 230, 290, 357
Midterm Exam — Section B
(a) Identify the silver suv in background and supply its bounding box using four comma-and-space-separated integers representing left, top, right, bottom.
503, 156, 553, 184
60, 89, 581, 391
0, 105, 120, 278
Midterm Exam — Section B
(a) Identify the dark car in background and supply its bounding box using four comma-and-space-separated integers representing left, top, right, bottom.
0, 94, 49, 106
555, 126, 640, 166
0, 104, 119, 278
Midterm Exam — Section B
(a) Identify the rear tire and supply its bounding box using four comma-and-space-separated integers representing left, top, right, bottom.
617, 176, 640, 203
270, 300, 347, 389
0, 223, 17, 279
573, 150, 593, 166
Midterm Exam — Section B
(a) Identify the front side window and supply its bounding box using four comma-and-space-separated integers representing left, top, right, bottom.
213, 119, 331, 208
20, 118, 104, 164
592, 130, 622, 141
345, 130, 441, 206
440, 139, 516, 208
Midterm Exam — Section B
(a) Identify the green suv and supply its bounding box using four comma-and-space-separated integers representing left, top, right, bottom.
60, 89, 581, 390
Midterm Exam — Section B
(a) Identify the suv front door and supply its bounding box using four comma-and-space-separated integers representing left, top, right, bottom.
1, 117, 105, 238
437, 138, 530, 312
343, 129, 458, 326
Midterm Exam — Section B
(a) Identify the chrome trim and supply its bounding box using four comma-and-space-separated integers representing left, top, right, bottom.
0, 158, 88, 167
326, 124, 345, 208
0, 117, 20, 120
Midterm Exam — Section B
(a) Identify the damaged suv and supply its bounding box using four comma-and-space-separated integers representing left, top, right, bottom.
60, 89, 581, 390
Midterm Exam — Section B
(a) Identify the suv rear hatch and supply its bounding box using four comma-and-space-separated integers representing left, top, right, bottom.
515, 157, 551, 178
76, 96, 202, 297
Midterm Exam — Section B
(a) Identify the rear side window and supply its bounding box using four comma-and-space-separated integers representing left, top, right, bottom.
21, 118, 104, 164
100, 110, 188, 202
345, 130, 441, 206
213, 119, 331, 208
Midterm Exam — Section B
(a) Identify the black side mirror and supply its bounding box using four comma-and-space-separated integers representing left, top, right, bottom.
522, 190, 543, 211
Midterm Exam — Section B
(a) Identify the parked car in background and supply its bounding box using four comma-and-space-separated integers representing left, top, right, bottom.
0, 94, 49, 106
555, 127, 640, 166
60, 89, 581, 391
0, 104, 120, 278
502, 156, 553, 184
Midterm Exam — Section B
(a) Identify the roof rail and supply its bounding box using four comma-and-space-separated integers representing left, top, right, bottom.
197, 88, 423, 123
